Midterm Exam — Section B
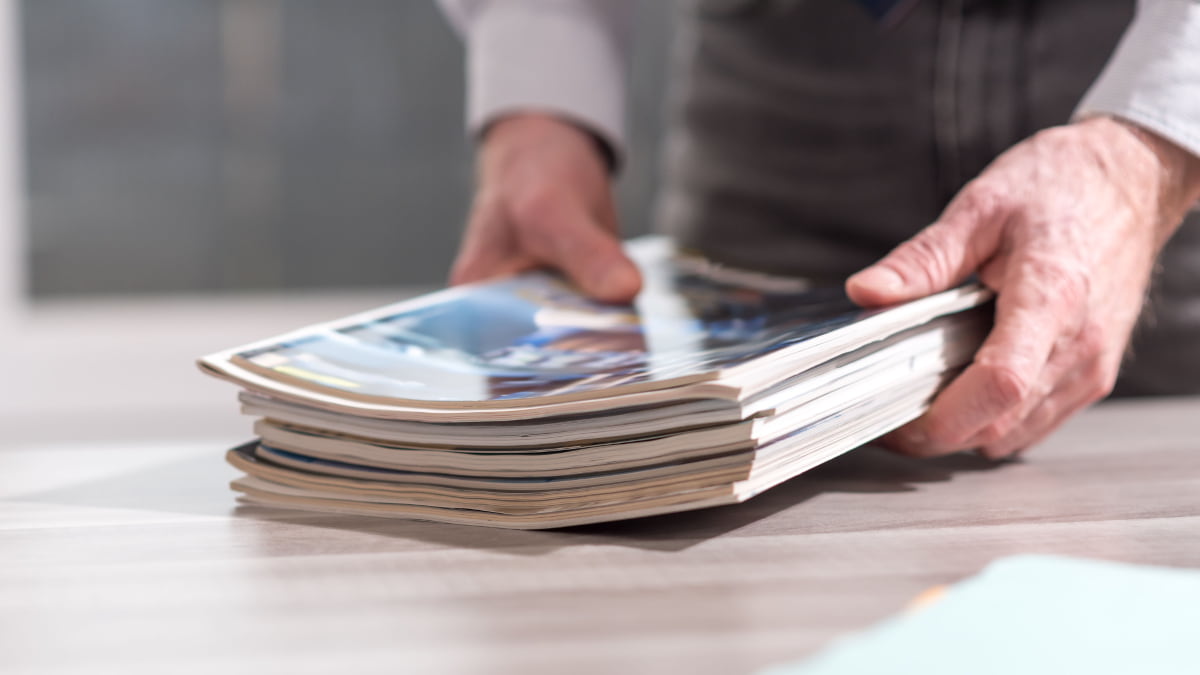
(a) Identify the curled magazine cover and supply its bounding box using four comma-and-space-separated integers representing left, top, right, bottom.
230, 239, 884, 404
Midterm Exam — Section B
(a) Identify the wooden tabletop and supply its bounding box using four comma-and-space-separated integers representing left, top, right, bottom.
2, 397, 1198, 675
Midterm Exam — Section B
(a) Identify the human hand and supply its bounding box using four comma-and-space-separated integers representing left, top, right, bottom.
450, 113, 642, 303
847, 116, 1200, 459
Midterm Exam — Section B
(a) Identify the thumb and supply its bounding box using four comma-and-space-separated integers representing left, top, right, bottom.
521, 195, 642, 304
846, 214, 998, 307
555, 221, 643, 304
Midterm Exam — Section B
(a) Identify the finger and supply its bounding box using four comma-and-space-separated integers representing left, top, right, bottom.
959, 341, 1078, 452
883, 360, 1056, 460
976, 364, 1103, 459
976, 390, 1081, 460
450, 204, 533, 286
875, 423, 929, 457
884, 356, 1103, 460
514, 191, 642, 303
903, 260, 1086, 451
976, 343, 1119, 459
451, 251, 537, 287
846, 190, 1004, 306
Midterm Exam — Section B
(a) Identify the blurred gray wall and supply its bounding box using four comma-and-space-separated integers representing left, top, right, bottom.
23, 0, 672, 297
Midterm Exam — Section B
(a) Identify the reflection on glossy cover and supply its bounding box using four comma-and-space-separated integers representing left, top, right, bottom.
232, 238, 885, 404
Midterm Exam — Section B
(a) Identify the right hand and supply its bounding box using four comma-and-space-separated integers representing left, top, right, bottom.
450, 113, 643, 303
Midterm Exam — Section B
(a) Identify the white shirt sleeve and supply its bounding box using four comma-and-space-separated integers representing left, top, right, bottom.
437, 0, 635, 164
1075, 0, 1200, 160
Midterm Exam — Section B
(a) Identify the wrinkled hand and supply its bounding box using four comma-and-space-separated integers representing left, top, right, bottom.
451, 113, 642, 303
847, 116, 1200, 460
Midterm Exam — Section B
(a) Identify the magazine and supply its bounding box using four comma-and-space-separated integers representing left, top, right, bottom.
200, 237, 993, 529
200, 238, 989, 416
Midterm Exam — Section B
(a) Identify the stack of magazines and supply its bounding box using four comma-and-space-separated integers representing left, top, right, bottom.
199, 238, 992, 529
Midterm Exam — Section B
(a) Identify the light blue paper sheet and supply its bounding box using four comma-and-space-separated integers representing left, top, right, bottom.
767, 555, 1200, 675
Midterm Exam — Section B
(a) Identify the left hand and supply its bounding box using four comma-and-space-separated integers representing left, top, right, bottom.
846, 116, 1200, 460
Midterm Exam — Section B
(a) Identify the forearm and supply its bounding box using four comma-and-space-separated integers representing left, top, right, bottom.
437, 0, 635, 167
1106, 118, 1200, 243
1074, 0, 1200, 215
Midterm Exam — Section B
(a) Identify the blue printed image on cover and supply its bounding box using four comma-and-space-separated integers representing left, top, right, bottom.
232, 240, 868, 404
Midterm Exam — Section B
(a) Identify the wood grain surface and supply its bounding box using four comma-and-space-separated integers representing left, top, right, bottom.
2, 397, 1198, 675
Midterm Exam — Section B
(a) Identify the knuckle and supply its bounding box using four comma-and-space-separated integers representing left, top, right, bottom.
1011, 257, 1092, 330
956, 180, 1009, 220
509, 185, 561, 230
1075, 321, 1108, 360
1043, 263, 1090, 311
975, 422, 1009, 447
899, 230, 954, 289
975, 359, 1033, 410
1082, 358, 1119, 403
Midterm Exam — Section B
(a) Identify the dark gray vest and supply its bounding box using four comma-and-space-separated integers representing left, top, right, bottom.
657, 0, 1200, 395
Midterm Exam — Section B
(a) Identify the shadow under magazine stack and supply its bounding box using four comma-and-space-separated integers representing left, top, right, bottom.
199, 238, 992, 529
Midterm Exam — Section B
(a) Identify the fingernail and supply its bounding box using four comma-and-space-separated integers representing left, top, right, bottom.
597, 264, 640, 301
978, 446, 1023, 463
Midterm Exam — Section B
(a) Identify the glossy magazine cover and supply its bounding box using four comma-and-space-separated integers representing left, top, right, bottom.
232, 239, 879, 404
